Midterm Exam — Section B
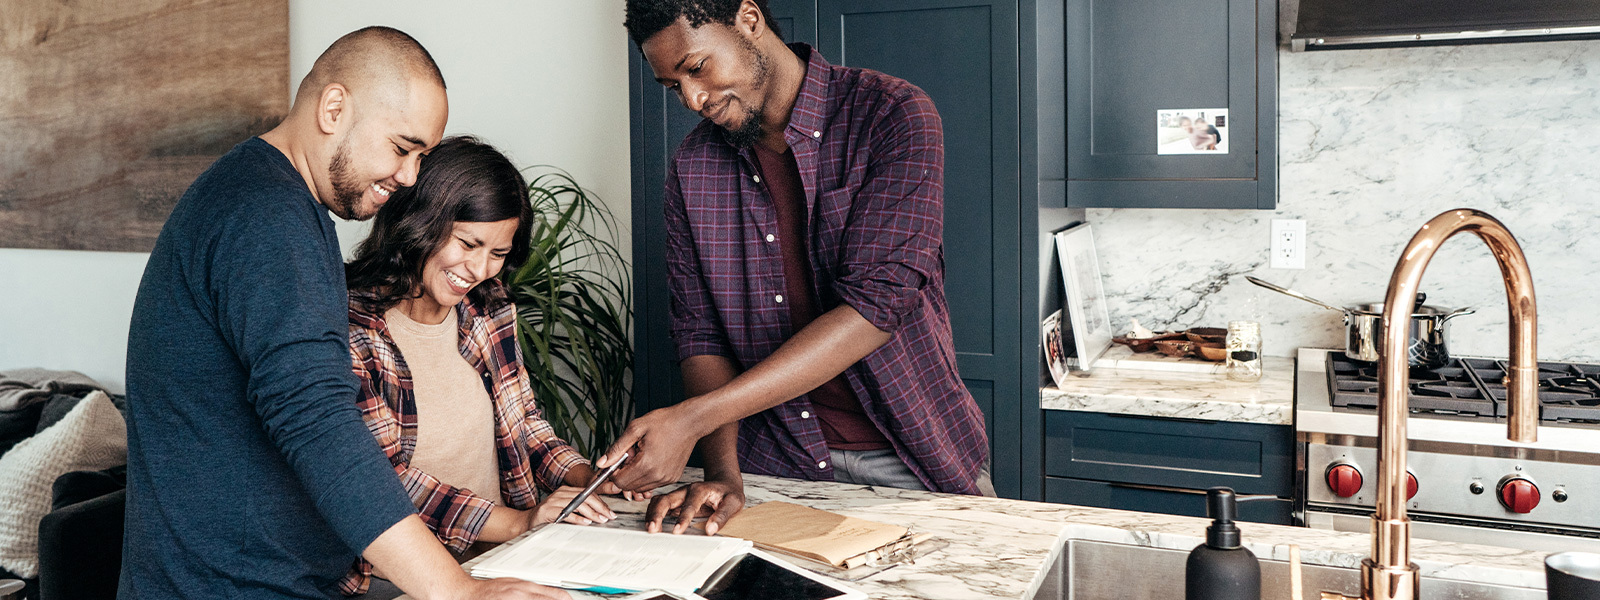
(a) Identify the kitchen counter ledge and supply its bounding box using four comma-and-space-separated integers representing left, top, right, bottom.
537, 470, 1547, 600
1041, 346, 1295, 425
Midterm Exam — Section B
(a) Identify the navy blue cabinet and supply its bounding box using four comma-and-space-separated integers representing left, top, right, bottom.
1043, 410, 1295, 524
817, 0, 1023, 499
1064, 0, 1278, 209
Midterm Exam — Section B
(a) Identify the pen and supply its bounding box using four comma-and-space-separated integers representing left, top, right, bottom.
554, 451, 628, 525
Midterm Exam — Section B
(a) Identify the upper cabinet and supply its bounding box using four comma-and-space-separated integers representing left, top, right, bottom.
1064, 0, 1278, 209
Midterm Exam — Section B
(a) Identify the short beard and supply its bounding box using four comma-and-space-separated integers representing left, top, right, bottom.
719, 37, 772, 149
325, 138, 374, 221
721, 107, 765, 148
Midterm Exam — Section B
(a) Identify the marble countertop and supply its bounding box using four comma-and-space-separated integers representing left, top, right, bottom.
524, 470, 1547, 600
1041, 346, 1296, 425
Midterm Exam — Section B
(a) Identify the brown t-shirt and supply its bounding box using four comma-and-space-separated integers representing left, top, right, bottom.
753, 144, 891, 451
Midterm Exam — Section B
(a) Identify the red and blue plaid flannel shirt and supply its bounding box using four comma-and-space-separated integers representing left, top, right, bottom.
338, 280, 588, 595
664, 44, 988, 494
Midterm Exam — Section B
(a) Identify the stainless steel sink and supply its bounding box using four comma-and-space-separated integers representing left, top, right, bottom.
1028, 540, 1543, 600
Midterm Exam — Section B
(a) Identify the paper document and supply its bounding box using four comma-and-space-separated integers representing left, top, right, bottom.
470, 524, 751, 593
714, 501, 909, 567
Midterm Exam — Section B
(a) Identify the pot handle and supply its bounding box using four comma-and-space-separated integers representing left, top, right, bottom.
1245, 276, 1349, 314
1441, 307, 1476, 321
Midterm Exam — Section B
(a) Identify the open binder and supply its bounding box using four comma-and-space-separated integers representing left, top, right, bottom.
466, 524, 865, 600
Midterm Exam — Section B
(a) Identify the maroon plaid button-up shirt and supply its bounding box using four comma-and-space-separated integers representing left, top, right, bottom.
664, 44, 988, 494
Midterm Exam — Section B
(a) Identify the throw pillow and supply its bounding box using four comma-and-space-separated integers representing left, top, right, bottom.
0, 403, 44, 458
0, 391, 127, 578
36, 393, 127, 435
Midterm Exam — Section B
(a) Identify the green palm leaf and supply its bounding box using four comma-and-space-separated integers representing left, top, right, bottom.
505, 167, 633, 459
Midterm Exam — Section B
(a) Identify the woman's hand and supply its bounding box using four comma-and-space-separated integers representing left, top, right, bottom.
528, 486, 616, 528
565, 463, 652, 502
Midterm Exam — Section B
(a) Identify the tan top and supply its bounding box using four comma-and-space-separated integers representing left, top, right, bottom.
384, 306, 502, 504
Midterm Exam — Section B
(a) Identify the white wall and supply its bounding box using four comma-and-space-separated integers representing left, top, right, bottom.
288, 0, 634, 259
0, 1, 633, 392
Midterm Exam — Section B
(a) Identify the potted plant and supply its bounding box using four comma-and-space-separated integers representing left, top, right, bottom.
503, 168, 632, 459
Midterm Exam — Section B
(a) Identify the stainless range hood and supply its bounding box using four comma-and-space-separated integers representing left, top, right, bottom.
1288, 0, 1600, 51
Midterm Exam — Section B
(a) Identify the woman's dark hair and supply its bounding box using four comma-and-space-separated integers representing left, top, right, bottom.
624, 0, 781, 46
346, 136, 531, 311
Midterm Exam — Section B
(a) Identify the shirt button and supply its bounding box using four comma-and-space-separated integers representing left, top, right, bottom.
812, 130, 822, 138
818, 460, 828, 469
752, 174, 761, 183
800, 411, 811, 419
765, 234, 776, 242
775, 294, 785, 303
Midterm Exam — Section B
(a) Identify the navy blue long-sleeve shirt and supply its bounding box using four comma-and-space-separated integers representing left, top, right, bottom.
121, 138, 417, 599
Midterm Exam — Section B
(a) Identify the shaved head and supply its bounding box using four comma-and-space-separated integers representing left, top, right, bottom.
293, 26, 445, 112
263, 26, 449, 222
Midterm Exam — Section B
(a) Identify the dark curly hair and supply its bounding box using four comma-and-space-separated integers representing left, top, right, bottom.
345, 136, 532, 312
624, 0, 781, 46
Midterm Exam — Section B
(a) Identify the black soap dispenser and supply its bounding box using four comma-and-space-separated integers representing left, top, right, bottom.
1185, 487, 1261, 600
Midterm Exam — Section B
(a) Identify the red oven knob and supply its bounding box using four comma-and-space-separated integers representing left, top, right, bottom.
1326, 464, 1363, 498
1499, 477, 1540, 514
1407, 472, 1419, 501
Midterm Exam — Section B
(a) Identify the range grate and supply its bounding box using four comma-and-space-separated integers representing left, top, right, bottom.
1325, 353, 1600, 424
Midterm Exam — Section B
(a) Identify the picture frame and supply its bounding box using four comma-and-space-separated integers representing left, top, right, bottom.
1041, 309, 1070, 387
1054, 223, 1113, 372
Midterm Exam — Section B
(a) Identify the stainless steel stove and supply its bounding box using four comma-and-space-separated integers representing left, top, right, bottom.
1296, 348, 1600, 554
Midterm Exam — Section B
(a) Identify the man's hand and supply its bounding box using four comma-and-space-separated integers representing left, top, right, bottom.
596, 403, 706, 493
365, 515, 573, 600
530, 485, 615, 527
644, 478, 746, 536
446, 579, 572, 600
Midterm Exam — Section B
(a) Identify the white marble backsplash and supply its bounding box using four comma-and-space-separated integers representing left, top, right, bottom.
1089, 40, 1600, 361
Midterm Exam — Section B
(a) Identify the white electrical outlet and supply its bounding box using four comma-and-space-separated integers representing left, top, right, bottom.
1271, 219, 1306, 269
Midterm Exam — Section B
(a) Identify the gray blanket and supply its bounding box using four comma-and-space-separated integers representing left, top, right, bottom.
0, 368, 104, 411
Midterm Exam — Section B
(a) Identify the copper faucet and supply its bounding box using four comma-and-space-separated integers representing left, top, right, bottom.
1321, 209, 1540, 600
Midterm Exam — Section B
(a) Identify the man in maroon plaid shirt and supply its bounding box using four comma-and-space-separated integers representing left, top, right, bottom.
600, 0, 993, 535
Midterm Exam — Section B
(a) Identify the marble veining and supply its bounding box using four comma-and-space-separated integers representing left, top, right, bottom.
1041, 347, 1295, 424
1087, 40, 1600, 362
466, 470, 1547, 600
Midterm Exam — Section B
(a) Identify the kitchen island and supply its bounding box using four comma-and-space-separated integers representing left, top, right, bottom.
519, 469, 1549, 600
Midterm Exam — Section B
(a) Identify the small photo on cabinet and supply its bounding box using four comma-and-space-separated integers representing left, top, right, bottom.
1157, 108, 1229, 154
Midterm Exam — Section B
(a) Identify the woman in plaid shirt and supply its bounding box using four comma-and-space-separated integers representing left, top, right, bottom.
337, 137, 614, 595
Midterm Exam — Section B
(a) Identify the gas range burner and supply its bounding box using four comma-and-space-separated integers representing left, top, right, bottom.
1326, 354, 1600, 424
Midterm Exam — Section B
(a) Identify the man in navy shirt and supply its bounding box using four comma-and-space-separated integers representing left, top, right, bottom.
122, 27, 566, 600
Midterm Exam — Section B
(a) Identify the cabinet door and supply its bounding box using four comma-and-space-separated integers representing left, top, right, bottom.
629, 1, 818, 416
817, 0, 1023, 497
1045, 477, 1294, 524
1064, 0, 1277, 208
1043, 410, 1294, 497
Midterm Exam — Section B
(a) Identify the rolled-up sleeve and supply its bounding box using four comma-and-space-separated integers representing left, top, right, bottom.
663, 159, 737, 361
833, 91, 946, 334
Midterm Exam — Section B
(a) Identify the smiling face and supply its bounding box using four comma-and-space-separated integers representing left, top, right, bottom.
642, 17, 774, 147
403, 218, 520, 323
323, 81, 449, 221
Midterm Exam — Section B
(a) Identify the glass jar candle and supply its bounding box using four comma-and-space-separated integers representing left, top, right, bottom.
1225, 321, 1263, 382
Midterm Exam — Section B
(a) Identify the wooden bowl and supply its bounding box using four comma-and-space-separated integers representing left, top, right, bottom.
1195, 342, 1227, 362
1185, 327, 1228, 344
1154, 339, 1197, 358
1115, 332, 1184, 353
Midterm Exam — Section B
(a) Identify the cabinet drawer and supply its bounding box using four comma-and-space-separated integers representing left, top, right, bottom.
1045, 476, 1294, 525
1044, 410, 1293, 497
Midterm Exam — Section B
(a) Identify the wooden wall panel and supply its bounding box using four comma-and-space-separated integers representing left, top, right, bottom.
0, 0, 288, 252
